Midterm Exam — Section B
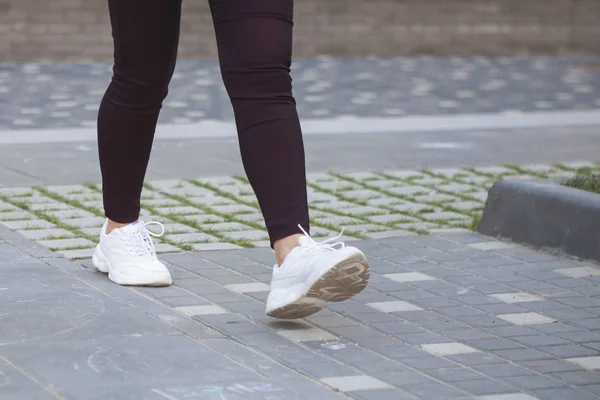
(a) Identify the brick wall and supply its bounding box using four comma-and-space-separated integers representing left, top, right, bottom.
1, 0, 599, 62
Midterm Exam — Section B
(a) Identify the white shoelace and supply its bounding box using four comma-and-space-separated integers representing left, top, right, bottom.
297, 224, 346, 253
122, 221, 165, 257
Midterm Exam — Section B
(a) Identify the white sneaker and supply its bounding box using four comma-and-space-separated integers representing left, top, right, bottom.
92, 219, 172, 286
266, 225, 370, 319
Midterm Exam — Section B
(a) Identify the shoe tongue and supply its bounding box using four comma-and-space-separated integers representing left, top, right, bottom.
119, 221, 142, 234
298, 235, 311, 247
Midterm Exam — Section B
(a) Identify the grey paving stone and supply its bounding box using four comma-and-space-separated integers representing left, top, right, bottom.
159, 295, 211, 308
348, 389, 414, 400
37, 237, 95, 250
166, 232, 219, 243
550, 370, 600, 386
478, 395, 539, 400
0, 219, 55, 230
57, 248, 96, 259
537, 344, 600, 358
501, 375, 564, 391
378, 370, 437, 386
427, 367, 487, 383
511, 335, 569, 347
63, 216, 106, 228
17, 228, 75, 240
222, 230, 269, 241
453, 379, 516, 396
43, 209, 96, 219
474, 363, 537, 378
320, 375, 393, 392
421, 211, 469, 221
0, 210, 36, 220
447, 352, 507, 366
531, 387, 600, 400
465, 338, 524, 351
402, 382, 470, 400
191, 242, 243, 251
494, 349, 554, 362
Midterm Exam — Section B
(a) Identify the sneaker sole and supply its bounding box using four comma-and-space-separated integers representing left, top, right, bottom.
92, 244, 172, 287
267, 253, 370, 319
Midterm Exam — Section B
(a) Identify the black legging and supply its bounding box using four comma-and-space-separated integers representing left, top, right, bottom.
98, 0, 309, 246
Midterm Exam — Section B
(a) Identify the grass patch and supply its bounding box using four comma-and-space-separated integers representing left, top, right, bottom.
44, 235, 73, 240
52, 245, 94, 251
563, 173, 600, 194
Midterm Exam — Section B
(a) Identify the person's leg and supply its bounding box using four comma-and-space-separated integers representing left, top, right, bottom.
92, 0, 181, 287
209, 0, 309, 264
98, 0, 182, 232
209, 0, 370, 319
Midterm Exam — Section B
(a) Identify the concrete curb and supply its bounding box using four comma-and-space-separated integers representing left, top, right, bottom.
477, 179, 600, 262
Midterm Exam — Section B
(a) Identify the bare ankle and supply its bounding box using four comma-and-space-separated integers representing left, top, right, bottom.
106, 219, 136, 234
274, 234, 303, 266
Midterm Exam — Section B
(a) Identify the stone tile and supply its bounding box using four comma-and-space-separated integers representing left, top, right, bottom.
174, 305, 229, 316
0, 219, 55, 230
478, 395, 539, 400
420, 342, 480, 356
191, 243, 243, 251
369, 230, 415, 239
161, 223, 197, 233
501, 375, 563, 391
453, 379, 516, 396
402, 382, 470, 399
387, 186, 428, 196
37, 238, 95, 250
278, 327, 337, 342
384, 272, 436, 283
17, 228, 75, 240
0, 210, 35, 220
166, 232, 218, 243
154, 243, 181, 253
497, 313, 556, 325
555, 266, 600, 278
366, 300, 423, 313
565, 356, 600, 370
223, 282, 270, 294
43, 209, 95, 219
181, 214, 226, 224
369, 214, 415, 224
222, 230, 268, 241
202, 221, 250, 231
64, 217, 106, 228
56, 248, 96, 259
421, 211, 468, 221
490, 293, 544, 304
154, 206, 201, 215
211, 204, 258, 214
320, 376, 393, 392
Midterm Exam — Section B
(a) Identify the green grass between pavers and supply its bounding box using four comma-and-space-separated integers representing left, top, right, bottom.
563, 173, 600, 194
3, 163, 599, 257
306, 179, 429, 235
51, 244, 94, 251
0, 193, 99, 243
216, 177, 369, 240
338, 172, 476, 232
143, 182, 256, 248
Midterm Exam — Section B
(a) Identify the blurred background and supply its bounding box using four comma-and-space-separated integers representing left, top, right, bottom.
2, 0, 599, 61
0, 0, 600, 181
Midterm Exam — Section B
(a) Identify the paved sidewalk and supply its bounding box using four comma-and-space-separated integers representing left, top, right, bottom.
3, 222, 600, 399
